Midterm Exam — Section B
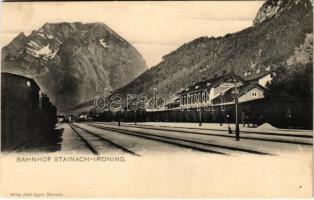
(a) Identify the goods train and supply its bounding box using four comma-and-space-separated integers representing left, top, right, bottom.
87, 101, 312, 129
1, 72, 57, 151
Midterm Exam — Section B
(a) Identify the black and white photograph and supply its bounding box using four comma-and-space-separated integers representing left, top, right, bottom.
0, 0, 313, 198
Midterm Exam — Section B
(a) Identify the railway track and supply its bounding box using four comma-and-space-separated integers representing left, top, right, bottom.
83, 123, 272, 155
69, 124, 139, 156
91, 122, 312, 146
11, 132, 58, 153
73, 123, 227, 155
10, 134, 43, 153
121, 123, 313, 138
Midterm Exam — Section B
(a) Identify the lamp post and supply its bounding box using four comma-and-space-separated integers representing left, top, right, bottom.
117, 111, 121, 126
197, 91, 203, 126
199, 104, 202, 127
134, 110, 137, 125
233, 84, 240, 141
153, 87, 157, 110
227, 113, 232, 134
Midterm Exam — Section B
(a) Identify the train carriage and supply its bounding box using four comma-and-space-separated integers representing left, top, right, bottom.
1, 72, 57, 151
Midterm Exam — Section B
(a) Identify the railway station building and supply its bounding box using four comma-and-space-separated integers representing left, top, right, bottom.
146, 69, 275, 124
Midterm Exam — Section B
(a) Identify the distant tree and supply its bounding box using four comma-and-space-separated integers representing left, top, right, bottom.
265, 63, 312, 104
264, 63, 313, 128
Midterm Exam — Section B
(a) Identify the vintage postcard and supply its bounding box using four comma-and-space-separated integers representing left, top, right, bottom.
0, 0, 313, 198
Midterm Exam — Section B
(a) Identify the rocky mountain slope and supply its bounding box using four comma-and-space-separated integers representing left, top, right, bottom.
2, 22, 147, 110
115, 0, 312, 99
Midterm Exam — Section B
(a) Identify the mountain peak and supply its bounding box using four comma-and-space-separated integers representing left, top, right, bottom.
2, 22, 147, 110
253, 0, 312, 26
116, 0, 312, 100
16, 32, 26, 38
7, 32, 26, 46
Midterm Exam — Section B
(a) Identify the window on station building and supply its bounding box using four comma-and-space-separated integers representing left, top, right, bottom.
252, 92, 257, 97
202, 92, 205, 103
206, 92, 209, 102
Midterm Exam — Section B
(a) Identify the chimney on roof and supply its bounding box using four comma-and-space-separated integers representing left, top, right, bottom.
222, 70, 227, 76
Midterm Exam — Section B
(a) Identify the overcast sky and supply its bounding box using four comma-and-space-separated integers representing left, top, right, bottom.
2, 1, 263, 67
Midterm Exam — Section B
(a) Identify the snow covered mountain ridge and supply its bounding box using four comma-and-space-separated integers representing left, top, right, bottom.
2, 22, 147, 111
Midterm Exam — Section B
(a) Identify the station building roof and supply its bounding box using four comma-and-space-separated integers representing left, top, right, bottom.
177, 72, 246, 95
